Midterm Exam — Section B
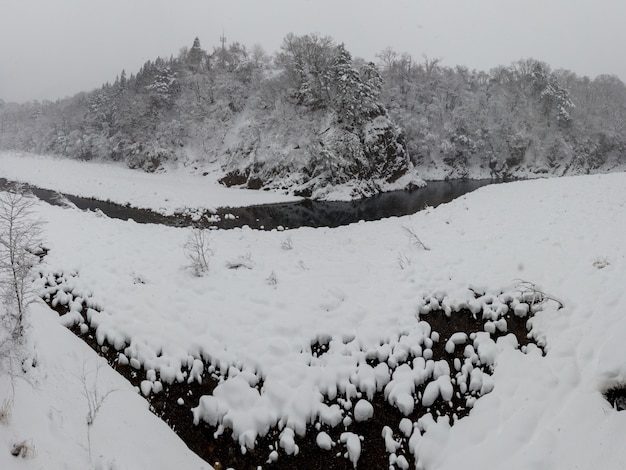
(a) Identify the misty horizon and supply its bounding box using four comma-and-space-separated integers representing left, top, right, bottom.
2, 0, 626, 103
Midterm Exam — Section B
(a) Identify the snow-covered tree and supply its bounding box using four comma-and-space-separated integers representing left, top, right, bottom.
0, 189, 43, 343
276, 33, 335, 109
146, 62, 178, 109
531, 61, 574, 124
188, 37, 206, 71
332, 43, 363, 126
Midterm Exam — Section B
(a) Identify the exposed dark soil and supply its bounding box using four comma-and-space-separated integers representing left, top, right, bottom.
40, 271, 545, 469
604, 386, 626, 411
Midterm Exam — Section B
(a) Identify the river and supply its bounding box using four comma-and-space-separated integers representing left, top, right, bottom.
0, 178, 498, 230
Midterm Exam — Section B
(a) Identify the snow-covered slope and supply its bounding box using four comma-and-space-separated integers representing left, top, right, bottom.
0, 303, 210, 470
2, 166, 626, 468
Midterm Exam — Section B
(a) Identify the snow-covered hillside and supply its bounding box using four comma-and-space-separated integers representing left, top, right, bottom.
2, 35, 626, 198
1, 160, 625, 468
0, 36, 420, 200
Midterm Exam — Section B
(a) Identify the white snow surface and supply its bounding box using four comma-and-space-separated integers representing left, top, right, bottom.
0, 304, 210, 470
0, 152, 301, 214
3, 155, 626, 469
353, 399, 374, 422
340, 432, 362, 468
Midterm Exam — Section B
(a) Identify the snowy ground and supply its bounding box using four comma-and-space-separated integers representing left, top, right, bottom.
2, 155, 626, 468
0, 303, 210, 470
0, 152, 301, 214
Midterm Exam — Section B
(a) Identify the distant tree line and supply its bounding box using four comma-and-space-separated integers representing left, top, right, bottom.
0, 34, 625, 195
377, 49, 626, 178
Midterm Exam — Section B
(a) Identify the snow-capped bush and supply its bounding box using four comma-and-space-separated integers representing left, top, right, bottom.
183, 229, 212, 276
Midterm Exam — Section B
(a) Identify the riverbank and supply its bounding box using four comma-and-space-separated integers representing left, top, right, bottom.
0, 175, 496, 230
0, 151, 303, 215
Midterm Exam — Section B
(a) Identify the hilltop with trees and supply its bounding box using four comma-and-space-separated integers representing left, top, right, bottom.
1, 34, 625, 198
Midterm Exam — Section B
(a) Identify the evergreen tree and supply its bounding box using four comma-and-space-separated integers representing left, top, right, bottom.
332, 43, 363, 126
531, 61, 574, 124
188, 37, 205, 71
119, 69, 127, 89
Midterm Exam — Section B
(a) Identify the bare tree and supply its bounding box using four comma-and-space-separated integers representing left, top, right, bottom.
79, 360, 117, 461
0, 188, 43, 342
375, 47, 398, 71
183, 228, 212, 276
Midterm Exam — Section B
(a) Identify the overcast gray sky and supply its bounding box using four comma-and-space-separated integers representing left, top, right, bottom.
1, 0, 624, 103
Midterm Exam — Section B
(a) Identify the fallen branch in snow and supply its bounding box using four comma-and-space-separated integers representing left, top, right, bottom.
226, 253, 254, 270
592, 257, 610, 269
513, 280, 564, 310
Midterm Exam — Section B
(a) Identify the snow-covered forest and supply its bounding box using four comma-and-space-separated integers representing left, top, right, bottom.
1, 34, 625, 198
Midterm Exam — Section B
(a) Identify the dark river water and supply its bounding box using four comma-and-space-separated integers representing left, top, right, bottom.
0, 178, 497, 230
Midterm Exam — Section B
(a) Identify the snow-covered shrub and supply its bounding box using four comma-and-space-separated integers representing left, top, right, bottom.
266, 271, 278, 286
0, 397, 12, 424
593, 258, 610, 269
402, 225, 429, 251
11, 439, 35, 459
397, 253, 411, 269
183, 229, 212, 277
80, 360, 117, 460
281, 236, 293, 250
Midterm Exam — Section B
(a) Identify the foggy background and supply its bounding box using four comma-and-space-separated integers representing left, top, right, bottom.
1, 0, 624, 103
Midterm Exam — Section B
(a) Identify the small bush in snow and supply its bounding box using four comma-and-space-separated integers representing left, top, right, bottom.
226, 253, 254, 270
0, 397, 12, 424
281, 236, 293, 250
514, 279, 564, 310
397, 253, 411, 270
184, 229, 212, 276
79, 360, 117, 460
402, 225, 430, 251
266, 271, 278, 286
593, 257, 610, 269
11, 439, 35, 459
